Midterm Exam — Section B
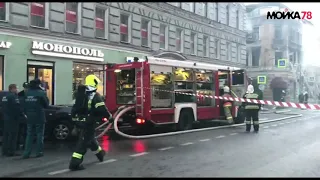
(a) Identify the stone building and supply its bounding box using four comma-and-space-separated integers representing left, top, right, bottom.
245, 3, 309, 102
0, 2, 246, 104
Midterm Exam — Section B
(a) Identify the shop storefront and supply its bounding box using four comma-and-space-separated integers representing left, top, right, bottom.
0, 33, 146, 105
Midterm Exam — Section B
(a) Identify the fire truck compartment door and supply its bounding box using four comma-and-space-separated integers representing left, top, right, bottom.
174, 103, 197, 123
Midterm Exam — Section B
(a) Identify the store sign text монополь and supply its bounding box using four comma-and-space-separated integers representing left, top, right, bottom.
31, 41, 104, 62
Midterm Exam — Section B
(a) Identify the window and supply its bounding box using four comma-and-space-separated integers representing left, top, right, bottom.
226, 42, 231, 60
141, 19, 150, 47
159, 24, 167, 49
181, 3, 194, 12
236, 9, 240, 29
0, 56, 3, 90
252, 47, 261, 66
95, 7, 106, 39
176, 28, 183, 52
72, 63, 104, 99
120, 13, 130, 43
274, 26, 282, 39
215, 3, 219, 21
214, 39, 220, 58
196, 70, 215, 106
174, 68, 194, 103
168, 3, 181, 8
0, 2, 7, 21
190, 32, 197, 55
226, 5, 230, 25
66, 3, 79, 34
237, 44, 241, 62
203, 36, 209, 57
150, 67, 173, 108
195, 3, 206, 16
30, 3, 47, 28
253, 27, 260, 40
115, 69, 135, 104
274, 51, 282, 66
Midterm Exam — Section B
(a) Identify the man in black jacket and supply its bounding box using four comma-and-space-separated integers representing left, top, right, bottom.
17, 82, 29, 150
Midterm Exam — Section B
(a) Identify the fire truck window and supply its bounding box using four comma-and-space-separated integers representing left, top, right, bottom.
116, 69, 135, 104
174, 68, 194, 81
196, 71, 215, 106
151, 73, 172, 108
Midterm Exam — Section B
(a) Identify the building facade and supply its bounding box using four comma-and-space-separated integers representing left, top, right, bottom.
0, 2, 247, 104
245, 3, 306, 101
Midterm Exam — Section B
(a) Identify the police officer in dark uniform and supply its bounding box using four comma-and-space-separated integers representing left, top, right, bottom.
22, 79, 49, 159
2, 84, 25, 156
243, 85, 262, 133
17, 82, 29, 150
69, 74, 113, 171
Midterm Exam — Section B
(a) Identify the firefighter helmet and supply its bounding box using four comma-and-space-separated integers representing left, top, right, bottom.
223, 86, 230, 93
85, 74, 101, 88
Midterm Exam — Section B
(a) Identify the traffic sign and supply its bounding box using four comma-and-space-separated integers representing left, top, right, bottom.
257, 76, 267, 84
277, 59, 287, 68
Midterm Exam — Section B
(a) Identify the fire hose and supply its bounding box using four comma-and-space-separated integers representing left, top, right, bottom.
94, 105, 302, 139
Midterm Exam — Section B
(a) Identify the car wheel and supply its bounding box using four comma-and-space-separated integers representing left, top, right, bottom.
52, 121, 72, 141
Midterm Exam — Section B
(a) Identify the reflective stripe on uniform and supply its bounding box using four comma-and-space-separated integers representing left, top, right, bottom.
245, 93, 259, 99
72, 117, 86, 122
72, 152, 83, 159
253, 121, 259, 125
246, 121, 251, 124
226, 116, 233, 120
93, 146, 102, 154
245, 105, 259, 110
223, 102, 232, 107
95, 102, 105, 108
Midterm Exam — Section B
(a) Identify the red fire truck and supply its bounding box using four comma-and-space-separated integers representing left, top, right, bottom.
105, 56, 247, 131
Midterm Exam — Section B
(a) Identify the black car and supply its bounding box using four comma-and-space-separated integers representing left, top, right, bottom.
0, 91, 76, 142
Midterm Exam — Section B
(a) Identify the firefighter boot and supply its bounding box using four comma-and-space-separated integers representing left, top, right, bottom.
96, 149, 106, 162
253, 121, 259, 132
69, 153, 85, 171
245, 121, 251, 132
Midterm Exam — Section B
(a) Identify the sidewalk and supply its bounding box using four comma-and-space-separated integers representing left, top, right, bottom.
0, 143, 74, 177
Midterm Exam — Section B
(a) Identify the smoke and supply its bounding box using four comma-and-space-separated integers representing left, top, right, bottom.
245, 14, 253, 32
302, 24, 319, 66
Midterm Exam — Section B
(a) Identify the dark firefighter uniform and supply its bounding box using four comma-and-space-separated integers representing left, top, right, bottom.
243, 85, 262, 132
2, 89, 24, 156
22, 79, 49, 159
69, 74, 113, 171
222, 86, 233, 124
17, 82, 29, 150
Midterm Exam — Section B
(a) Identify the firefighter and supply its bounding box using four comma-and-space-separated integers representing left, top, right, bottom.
243, 85, 262, 133
222, 86, 234, 124
69, 74, 113, 171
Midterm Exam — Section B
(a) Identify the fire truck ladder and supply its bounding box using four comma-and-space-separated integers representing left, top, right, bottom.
135, 62, 144, 117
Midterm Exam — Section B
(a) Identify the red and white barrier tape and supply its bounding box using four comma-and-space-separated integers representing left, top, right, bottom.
144, 87, 318, 110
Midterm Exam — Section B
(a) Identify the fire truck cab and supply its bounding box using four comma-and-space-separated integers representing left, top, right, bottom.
105, 56, 247, 131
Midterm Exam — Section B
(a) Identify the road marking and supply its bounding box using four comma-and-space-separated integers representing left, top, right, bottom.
271, 124, 278, 127
260, 118, 268, 121
229, 133, 238, 136
130, 152, 149, 157
199, 139, 211, 142
215, 135, 225, 139
263, 126, 269, 129
292, 120, 297, 122
279, 122, 285, 125
158, 147, 174, 151
181, 142, 193, 146
96, 159, 117, 165
48, 169, 70, 175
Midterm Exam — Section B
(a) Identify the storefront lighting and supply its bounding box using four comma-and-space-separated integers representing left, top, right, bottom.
114, 69, 121, 73
76, 66, 79, 69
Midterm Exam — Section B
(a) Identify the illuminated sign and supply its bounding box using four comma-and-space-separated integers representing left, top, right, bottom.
257, 76, 267, 84
0, 41, 12, 49
31, 41, 104, 61
277, 59, 287, 68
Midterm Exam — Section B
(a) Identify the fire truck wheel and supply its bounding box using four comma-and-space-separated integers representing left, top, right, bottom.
177, 109, 194, 131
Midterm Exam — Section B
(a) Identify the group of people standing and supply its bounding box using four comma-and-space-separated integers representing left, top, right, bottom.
2, 79, 49, 158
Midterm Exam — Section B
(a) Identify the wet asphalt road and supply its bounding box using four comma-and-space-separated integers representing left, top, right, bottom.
3, 110, 320, 177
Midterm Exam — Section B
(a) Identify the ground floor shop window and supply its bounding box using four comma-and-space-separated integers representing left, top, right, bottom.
0, 56, 3, 91
27, 61, 54, 105
73, 63, 104, 99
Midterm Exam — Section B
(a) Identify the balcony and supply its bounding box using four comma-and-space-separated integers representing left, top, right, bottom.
246, 33, 259, 44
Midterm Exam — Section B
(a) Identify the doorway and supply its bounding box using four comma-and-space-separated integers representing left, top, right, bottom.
27, 65, 54, 105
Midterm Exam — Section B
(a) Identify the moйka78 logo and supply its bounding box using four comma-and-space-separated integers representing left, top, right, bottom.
266, 8, 312, 20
